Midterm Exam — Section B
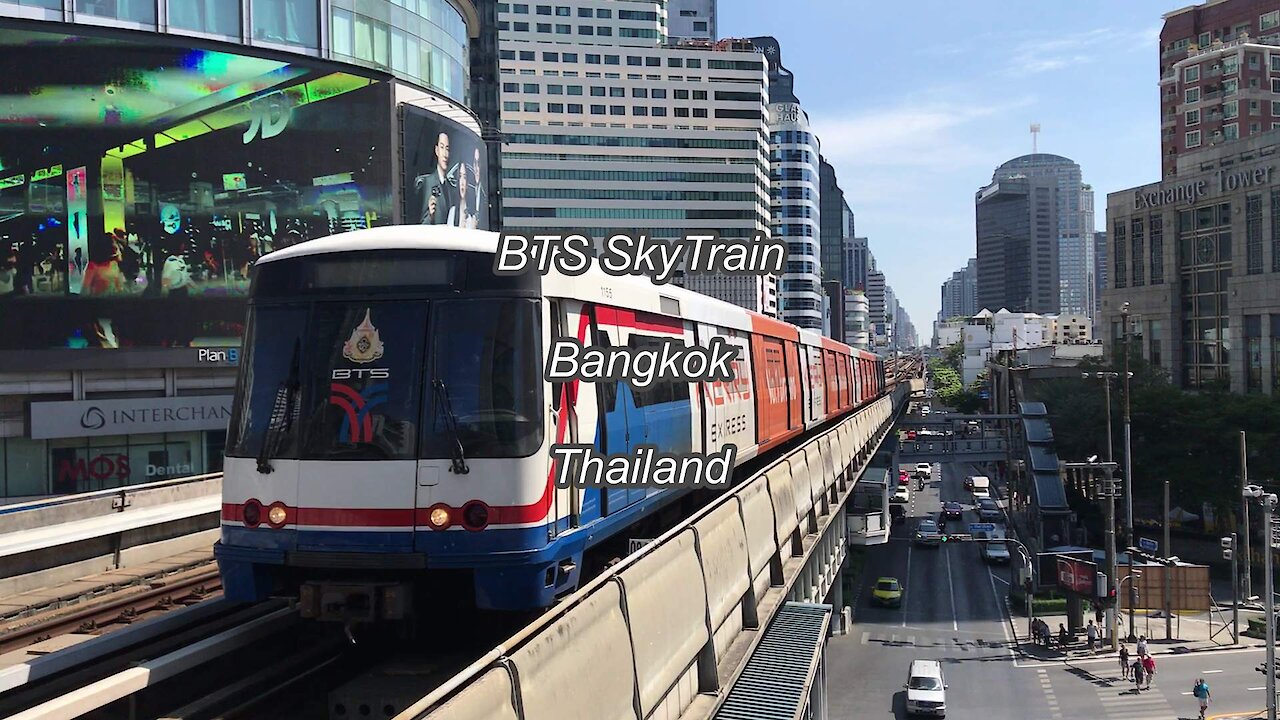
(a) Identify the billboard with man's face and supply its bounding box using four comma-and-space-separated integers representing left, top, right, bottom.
401, 106, 490, 231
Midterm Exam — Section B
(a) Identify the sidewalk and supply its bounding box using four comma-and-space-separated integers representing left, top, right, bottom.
1012, 609, 1265, 661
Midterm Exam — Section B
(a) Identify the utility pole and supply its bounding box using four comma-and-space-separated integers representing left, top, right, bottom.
1121, 302, 1136, 642
1164, 480, 1172, 640
1104, 466, 1119, 650
1231, 532, 1240, 643
1243, 431, 1253, 602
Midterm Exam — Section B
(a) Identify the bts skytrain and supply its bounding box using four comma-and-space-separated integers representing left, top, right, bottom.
214, 226, 884, 622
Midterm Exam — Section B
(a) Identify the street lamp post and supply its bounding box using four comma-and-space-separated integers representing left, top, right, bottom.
1243, 484, 1277, 720
1121, 302, 1137, 642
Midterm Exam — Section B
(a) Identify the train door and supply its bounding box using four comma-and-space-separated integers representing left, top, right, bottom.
547, 299, 580, 533
701, 323, 754, 457
593, 307, 643, 516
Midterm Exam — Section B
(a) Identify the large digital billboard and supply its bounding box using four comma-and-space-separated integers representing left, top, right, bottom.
402, 105, 490, 231
0, 26, 395, 350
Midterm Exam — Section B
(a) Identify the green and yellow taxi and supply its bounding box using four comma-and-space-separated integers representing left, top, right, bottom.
871, 576, 903, 607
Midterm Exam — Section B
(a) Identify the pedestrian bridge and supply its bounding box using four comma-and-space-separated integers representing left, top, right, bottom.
897, 437, 1009, 463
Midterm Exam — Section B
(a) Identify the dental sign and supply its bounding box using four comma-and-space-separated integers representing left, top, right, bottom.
31, 396, 233, 439
1132, 165, 1274, 209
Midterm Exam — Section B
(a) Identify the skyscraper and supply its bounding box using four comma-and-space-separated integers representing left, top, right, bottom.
819, 156, 846, 284
939, 258, 978, 320
843, 236, 870, 291
496, 2, 775, 314
976, 153, 1096, 317
1158, 0, 1280, 177
754, 35, 823, 330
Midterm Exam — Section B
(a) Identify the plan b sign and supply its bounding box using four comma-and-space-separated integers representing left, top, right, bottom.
197, 348, 239, 365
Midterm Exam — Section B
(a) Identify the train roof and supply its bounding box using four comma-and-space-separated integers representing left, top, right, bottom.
255, 226, 877, 358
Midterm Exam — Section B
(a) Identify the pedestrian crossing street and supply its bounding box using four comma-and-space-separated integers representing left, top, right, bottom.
854, 629, 1014, 652
1037, 663, 1177, 719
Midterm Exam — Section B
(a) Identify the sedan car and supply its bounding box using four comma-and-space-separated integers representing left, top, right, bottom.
914, 519, 941, 547
899, 470, 911, 486
891, 486, 911, 504
977, 498, 1004, 522
914, 462, 932, 479
872, 577, 903, 607
941, 501, 964, 519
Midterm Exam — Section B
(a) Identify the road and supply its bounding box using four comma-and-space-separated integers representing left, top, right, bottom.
828, 456, 1277, 720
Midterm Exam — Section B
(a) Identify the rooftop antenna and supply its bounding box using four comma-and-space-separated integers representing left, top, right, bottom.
1031, 123, 1041, 154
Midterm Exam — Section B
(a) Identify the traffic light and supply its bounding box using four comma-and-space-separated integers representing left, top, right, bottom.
1095, 572, 1108, 600
1222, 536, 1234, 561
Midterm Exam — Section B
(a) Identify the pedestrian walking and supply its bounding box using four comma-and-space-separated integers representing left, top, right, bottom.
1086, 620, 1098, 652
1058, 623, 1069, 649
1136, 635, 1148, 657
1142, 653, 1156, 690
1132, 659, 1145, 691
1192, 677, 1211, 719
1118, 643, 1130, 679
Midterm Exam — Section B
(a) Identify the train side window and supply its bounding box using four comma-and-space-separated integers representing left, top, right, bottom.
550, 300, 563, 413
595, 329, 618, 410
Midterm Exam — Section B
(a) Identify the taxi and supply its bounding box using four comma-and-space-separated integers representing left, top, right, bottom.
872, 576, 903, 607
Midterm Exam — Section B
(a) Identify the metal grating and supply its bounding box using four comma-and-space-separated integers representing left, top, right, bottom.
714, 602, 832, 720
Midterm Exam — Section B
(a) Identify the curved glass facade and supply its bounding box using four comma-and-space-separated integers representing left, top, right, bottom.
0, 0, 473, 103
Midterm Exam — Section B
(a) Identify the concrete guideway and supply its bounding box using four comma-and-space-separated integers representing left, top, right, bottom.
396, 388, 909, 720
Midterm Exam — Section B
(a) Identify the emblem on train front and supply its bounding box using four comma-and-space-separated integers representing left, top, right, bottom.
342, 309, 385, 364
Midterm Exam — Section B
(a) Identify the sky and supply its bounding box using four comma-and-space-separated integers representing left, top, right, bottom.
720, 0, 1173, 341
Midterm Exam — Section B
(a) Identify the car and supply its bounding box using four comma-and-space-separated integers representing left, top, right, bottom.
914, 462, 932, 479
963, 476, 974, 490
941, 501, 964, 519
905, 659, 947, 717
872, 577, 903, 607
891, 486, 911, 503
914, 519, 941, 547
906, 430, 918, 440
981, 538, 1012, 565
920, 405, 931, 416
899, 470, 911, 486
977, 498, 1003, 522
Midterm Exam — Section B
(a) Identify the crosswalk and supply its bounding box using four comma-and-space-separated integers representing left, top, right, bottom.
854, 629, 1013, 652
1037, 664, 1177, 719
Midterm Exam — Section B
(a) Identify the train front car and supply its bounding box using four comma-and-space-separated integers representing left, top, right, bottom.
214, 227, 551, 623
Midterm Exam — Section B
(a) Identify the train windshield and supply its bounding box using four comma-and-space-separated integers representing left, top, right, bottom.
227, 297, 542, 462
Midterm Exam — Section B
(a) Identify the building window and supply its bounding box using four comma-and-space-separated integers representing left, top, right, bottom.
1150, 213, 1164, 285
1186, 87, 1201, 104
1185, 65, 1200, 82
1246, 315, 1263, 392
1265, 11, 1280, 31
1225, 101, 1239, 119
513, 21, 529, 31
1274, 315, 1280, 392
1225, 78, 1239, 96
522, 83, 539, 93
1150, 320, 1163, 368
567, 103, 582, 113
547, 103, 563, 113
1272, 189, 1280, 273
694, 21, 708, 31
171, 0, 241, 35
1224, 123, 1239, 140
519, 50, 535, 60
74, 0, 156, 23
502, 101, 519, 111
1113, 219, 1127, 289
523, 102, 540, 112
1224, 56, 1240, 75
1272, 55, 1280, 73
578, 25, 593, 34
536, 23, 551, 32
1177, 204, 1233, 389
1248, 194, 1264, 274
1131, 216, 1145, 286
1186, 109, 1200, 126
1272, 78, 1280, 93
252, 0, 317, 47
1186, 130, 1202, 148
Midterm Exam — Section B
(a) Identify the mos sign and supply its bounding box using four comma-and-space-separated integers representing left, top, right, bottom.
1056, 556, 1096, 595
30, 396, 233, 439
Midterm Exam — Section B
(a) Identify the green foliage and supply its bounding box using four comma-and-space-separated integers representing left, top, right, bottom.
1030, 348, 1280, 523
942, 341, 964, 374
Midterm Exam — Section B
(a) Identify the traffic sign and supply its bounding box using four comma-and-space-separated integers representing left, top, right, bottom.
969, 522, 996, 533
1139, 537, 1159, 554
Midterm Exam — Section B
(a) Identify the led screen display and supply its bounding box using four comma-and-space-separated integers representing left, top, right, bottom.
401, 105, 490, 231
0, 26, 395, 350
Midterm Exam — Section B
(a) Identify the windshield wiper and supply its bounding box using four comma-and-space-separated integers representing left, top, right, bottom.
257, 340, 301, 474
432, 378, 470, 475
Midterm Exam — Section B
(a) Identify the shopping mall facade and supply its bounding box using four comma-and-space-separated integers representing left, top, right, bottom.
0, 0, 496, 499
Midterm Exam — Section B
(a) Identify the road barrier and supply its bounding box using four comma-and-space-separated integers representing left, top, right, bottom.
396, 387, 904, 720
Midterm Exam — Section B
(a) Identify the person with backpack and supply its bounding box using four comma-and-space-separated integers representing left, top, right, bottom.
1192, 677, 1211, 719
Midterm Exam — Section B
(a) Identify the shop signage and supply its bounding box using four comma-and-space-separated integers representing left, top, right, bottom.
31, 395, 234, 439
1055, 556, 1096, 595
197, 348, 240, 365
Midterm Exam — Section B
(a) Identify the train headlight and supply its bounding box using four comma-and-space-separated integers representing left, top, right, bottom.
428, 505, 451, 530
243, 500, 262, 528
267, 503, 288, 527
462, 501, 491, 531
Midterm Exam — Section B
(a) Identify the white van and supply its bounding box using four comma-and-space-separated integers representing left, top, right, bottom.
969, 475, 991, 501
905, 659, 947, 717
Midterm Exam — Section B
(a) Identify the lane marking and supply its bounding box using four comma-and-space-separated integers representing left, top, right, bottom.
1248, 686, 1266, 691
945, 543, 959, 631
902, 542, 912, 628
1203, 669, 1223, 673
860, 631, 869, 645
